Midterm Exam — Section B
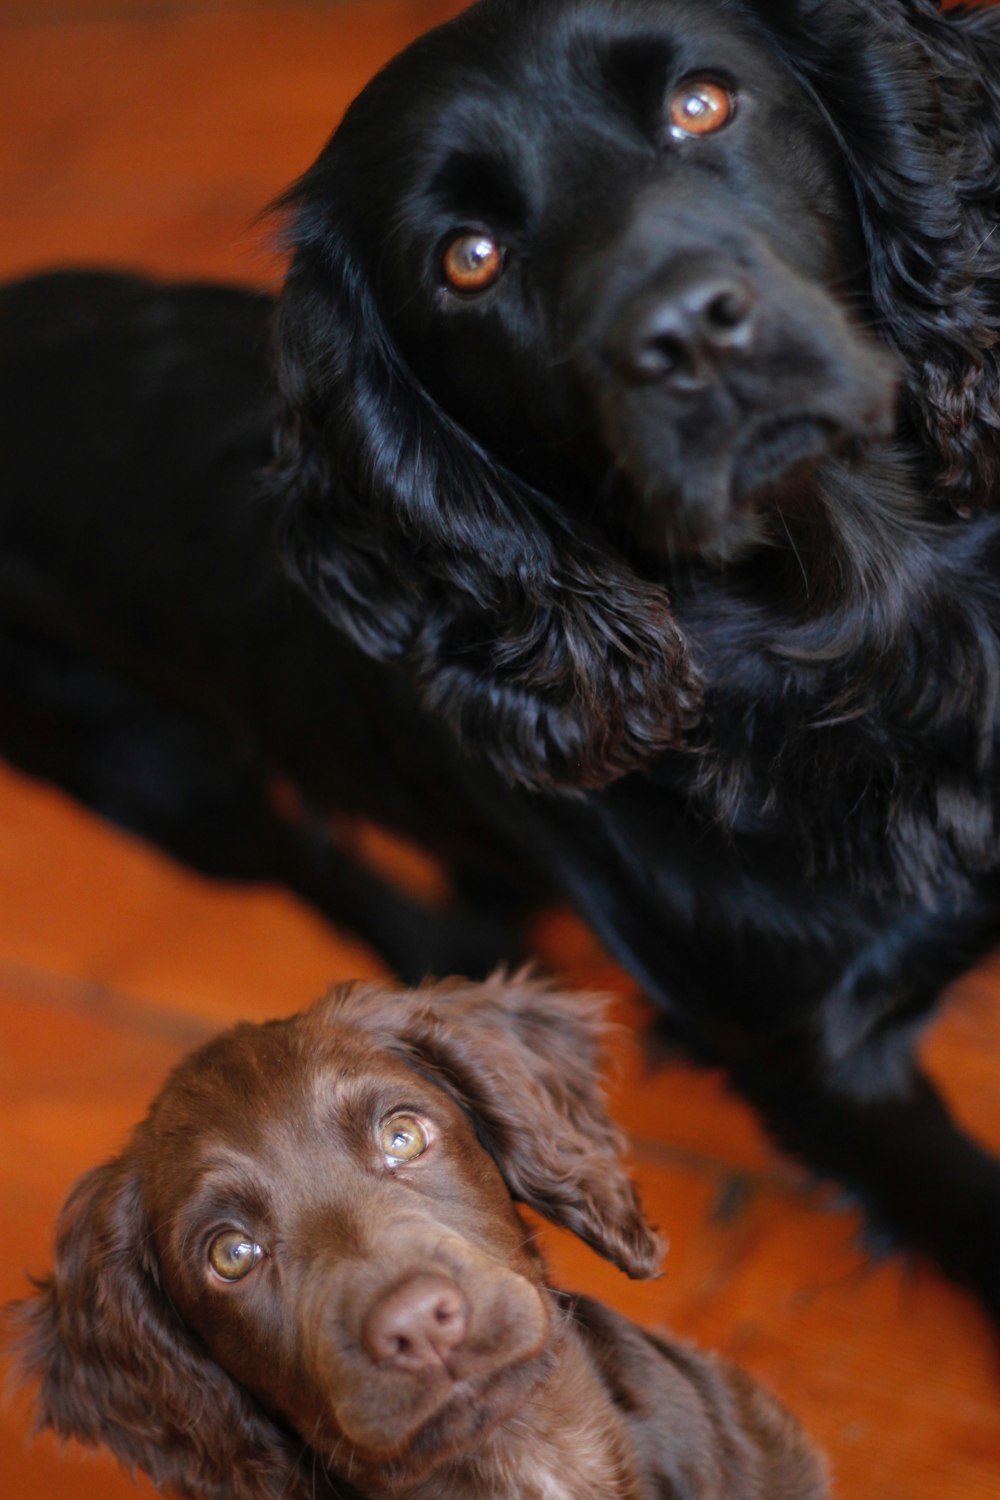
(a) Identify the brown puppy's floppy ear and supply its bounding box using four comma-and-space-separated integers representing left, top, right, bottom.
7, 1157, 305, 1500
327, 973, 664, 1279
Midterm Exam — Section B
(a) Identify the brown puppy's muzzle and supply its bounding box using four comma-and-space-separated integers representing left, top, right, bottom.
295, 1225, 551, 1479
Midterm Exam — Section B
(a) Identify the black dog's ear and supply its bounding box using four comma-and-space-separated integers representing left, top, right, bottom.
7, 1158, 304, 1500
327, 974, 665, 1279
269, 188, 700, 795
774, 0, 1000, 510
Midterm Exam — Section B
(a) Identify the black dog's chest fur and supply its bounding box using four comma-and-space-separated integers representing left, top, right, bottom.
543, 727, 1000, 1052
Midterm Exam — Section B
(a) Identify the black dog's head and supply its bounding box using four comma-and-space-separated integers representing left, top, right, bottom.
274, 0, 1000, 791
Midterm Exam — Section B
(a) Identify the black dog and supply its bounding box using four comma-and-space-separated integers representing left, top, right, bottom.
3, 0, 1000, 1323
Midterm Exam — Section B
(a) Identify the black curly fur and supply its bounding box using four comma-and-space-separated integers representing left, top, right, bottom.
757, 0, 1000, 507
271, 242, 701, 792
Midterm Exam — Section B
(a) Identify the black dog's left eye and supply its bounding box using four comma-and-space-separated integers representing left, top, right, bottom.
668, 78, 735, 137
441, 233, 506, 294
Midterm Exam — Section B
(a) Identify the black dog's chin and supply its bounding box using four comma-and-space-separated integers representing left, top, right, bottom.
611, 419, 829, 557
617, 399, 894, 558
735, 414, 843, 501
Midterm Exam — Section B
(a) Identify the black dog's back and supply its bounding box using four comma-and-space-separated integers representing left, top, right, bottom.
0, 270, 535, 979
0, 271, 279, 717
0, 270, 322, 717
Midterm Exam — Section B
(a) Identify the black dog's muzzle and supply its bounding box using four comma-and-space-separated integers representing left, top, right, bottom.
563, 196, 898, 553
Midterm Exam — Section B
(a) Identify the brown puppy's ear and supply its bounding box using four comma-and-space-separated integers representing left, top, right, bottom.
329, 973, 664, 1279
6, 1157, 304, 1500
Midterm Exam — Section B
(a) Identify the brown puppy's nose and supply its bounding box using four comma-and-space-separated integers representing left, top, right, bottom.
362, 1275, 470, 1371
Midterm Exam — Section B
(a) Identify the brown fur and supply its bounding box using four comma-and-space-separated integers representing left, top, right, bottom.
8, 974, 827, 1499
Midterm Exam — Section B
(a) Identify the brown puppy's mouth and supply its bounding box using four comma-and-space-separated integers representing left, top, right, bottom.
335, 1342, 556, 1486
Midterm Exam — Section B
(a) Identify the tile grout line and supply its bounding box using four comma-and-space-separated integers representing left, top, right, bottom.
0, 956, 216, 1046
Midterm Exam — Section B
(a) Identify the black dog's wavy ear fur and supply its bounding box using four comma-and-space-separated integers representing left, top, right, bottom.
324, 973, 665, 1279
271, 196, 701, 795
7, 1159, 305, 1500
768, 0, 1000, 510
270, 0, 1000, 789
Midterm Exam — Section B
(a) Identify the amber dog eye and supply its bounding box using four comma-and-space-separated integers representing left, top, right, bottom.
441, 233, 505, 294
208, 1230, 262, 1282
668, 79, 735, 137
380, 1112, 430, 1163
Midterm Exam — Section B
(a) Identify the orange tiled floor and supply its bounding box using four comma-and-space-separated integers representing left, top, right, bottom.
2, 5, 1000, 1499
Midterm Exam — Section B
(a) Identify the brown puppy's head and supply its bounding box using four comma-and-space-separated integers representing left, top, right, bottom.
9, 974, 662, 1498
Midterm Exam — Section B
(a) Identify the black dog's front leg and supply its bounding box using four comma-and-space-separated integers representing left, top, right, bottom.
723, 1032, 1000, 1321
503, 794, 1000, 1319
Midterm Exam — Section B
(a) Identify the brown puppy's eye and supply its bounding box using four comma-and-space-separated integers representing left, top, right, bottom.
668, 79, 734, 137
208, 1230, 262, 1282
442, 233, 505, 294
380, 1113, 430, 1163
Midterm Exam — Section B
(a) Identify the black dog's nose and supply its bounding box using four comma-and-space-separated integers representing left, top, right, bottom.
362, 1275, 470, 1372
609, 266, 757, 389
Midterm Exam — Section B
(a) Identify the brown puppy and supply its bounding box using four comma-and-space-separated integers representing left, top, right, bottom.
10, 975, 827, 1499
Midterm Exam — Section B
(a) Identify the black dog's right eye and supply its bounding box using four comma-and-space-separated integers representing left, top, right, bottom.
441, 232, 506, 294
208, 1230, 262, 1282
668, 78, 735, 138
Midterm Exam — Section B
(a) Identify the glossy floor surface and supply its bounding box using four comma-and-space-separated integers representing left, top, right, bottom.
1, 4, 999, 1498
